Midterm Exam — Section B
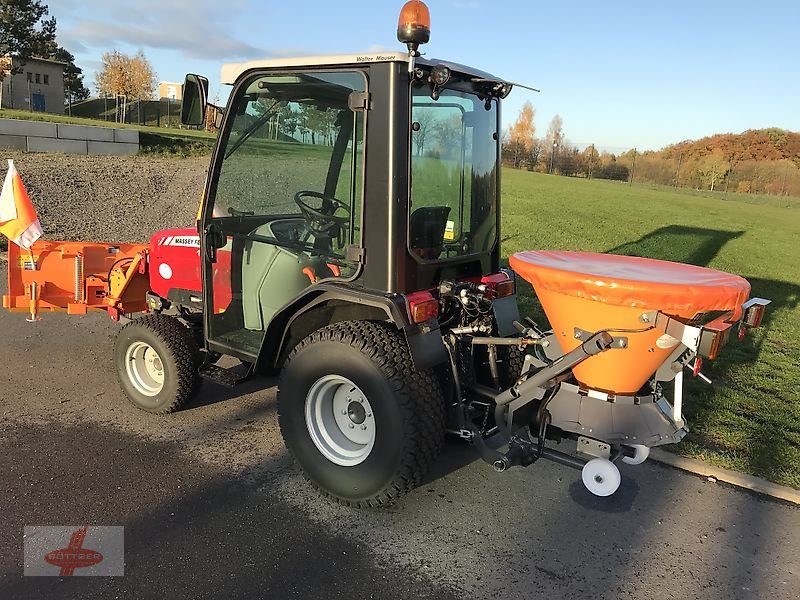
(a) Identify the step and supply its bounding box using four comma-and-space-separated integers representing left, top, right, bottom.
199, 362, 252, 388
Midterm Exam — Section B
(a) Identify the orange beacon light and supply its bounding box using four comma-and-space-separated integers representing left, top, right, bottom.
397, 1, 431, 51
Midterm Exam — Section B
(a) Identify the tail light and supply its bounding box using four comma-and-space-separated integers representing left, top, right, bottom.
742, 298, 770, 328
406, 290, 438, 323
481, 270, 516, 298
697, 297, 770, 359
698, 320, 732, 360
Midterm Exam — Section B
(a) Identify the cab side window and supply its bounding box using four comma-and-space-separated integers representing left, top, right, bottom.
214, 71, 366, 259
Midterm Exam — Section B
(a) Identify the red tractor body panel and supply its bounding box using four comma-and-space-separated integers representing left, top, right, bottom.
148, 228, 232, 310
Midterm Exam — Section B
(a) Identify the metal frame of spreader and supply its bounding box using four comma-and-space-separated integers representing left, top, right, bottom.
455, 297, 771, 492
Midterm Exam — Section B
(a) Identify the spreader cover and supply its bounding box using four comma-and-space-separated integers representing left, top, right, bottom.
510, 251, 751, 316
509, 251, 752, 394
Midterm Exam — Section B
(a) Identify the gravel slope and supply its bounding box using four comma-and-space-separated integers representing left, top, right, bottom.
1, 152, 207, 243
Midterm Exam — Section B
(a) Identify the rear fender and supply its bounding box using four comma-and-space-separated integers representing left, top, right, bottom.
255, 283, 449, 374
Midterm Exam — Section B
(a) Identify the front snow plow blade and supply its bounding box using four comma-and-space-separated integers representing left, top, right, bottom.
2, 239, 149, 321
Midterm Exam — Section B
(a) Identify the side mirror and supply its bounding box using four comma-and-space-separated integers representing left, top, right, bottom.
181, 74, 209, 126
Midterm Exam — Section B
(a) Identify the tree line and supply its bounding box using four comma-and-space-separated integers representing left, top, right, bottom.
504, 102, 800, 197
0, 0, 90, 111
240, 101, 346, 145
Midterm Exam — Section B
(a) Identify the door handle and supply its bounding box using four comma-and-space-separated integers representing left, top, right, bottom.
204, 224, 224, 263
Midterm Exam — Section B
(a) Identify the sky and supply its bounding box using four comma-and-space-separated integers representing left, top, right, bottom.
45, 0, 800, 152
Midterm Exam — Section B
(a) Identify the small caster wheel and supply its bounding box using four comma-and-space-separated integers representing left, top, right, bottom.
622, 444, 650, 465
581, 458, 621, 497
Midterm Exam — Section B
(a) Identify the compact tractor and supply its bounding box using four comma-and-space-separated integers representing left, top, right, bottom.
3, 2, 769, 505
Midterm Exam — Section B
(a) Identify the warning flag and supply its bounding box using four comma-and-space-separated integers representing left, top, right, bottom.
0, 160, 43, 250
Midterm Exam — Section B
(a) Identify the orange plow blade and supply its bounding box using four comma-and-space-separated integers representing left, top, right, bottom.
2, 239, 150, 321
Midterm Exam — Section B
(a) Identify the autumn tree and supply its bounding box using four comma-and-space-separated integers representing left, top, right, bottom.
580, 145, 598, 179
545, 115, 564, 146
507, 101, 536, 168
556, 142, 579, 176
595, 155, 629, 181
129, 50, 157, 100
0, 0, 56, 80
95, 49, 157, 123
95, 50, 127, 122
530, 138, 544, 170
697, 149, 730, 191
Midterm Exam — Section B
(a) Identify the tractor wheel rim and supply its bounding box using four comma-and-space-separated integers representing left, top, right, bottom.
305, 375, 375, 467
125, 341, 165, 397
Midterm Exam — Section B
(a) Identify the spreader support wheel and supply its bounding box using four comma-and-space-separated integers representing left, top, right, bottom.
621, 444, 650, 465
581, 458, 621, 497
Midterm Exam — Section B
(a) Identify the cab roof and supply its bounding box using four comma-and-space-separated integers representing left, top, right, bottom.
220, 52, 500, 85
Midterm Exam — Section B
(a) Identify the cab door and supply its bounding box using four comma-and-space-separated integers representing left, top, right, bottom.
200, 70, 367, 360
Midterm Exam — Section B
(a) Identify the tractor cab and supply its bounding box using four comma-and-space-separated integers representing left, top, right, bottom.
182, 50, 514, 366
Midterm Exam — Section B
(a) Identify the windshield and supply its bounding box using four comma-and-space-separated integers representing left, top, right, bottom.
409, 83, 498, 261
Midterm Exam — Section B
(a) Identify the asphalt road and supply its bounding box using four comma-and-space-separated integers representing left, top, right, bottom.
1, 262, 798, 599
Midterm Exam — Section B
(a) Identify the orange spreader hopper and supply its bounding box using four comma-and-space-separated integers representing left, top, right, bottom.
509, 251, 752, 394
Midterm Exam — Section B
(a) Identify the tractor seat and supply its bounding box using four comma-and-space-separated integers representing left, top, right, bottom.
241, 220, 316, 331
409, 206, 451, 260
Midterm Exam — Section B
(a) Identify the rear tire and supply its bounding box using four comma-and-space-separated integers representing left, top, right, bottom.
278, 321, 445, 507
115, 314, 200, 414
496, 345, 526, 389
474, 344, 526, 389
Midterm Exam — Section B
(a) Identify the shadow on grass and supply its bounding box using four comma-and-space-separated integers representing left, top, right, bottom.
613, 226, 800, 486
607, 225, 744, 268
604, 224, 799, 350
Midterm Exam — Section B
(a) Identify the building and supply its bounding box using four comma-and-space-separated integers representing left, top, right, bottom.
159, 82, 183, 102
0, 56, 66, 114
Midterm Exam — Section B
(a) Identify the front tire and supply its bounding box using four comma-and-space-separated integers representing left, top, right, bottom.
278, 321, 446, 507
115, 314, 200, 414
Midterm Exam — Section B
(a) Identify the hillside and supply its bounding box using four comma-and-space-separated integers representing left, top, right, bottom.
635, 128, 800, 196
563, 129, 800, 197
662, 128, 800, 163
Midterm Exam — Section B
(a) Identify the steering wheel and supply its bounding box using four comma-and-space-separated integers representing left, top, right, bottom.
294, 191, 351, 237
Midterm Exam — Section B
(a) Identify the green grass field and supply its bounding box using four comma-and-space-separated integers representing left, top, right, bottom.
502, 169, 800, 488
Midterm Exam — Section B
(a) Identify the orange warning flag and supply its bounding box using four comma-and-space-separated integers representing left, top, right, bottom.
0, 160, 43, 249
